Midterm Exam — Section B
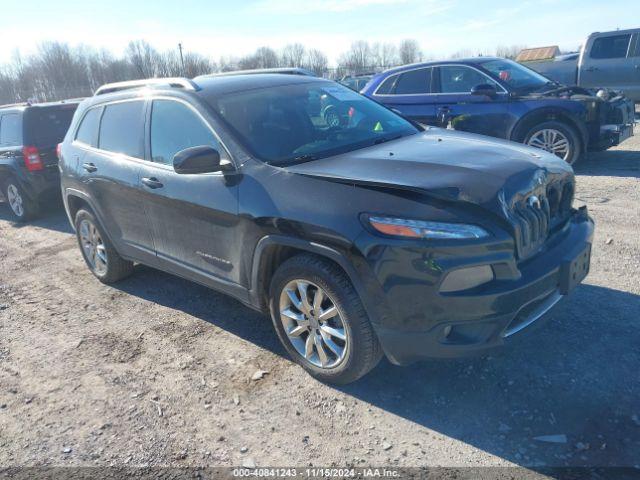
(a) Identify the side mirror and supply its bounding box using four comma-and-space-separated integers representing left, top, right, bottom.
173, 146, 229, 174
470, 84, 498, 97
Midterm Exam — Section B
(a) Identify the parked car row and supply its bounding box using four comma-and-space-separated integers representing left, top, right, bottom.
338, 74, 374, 92
2, 67, 594, 384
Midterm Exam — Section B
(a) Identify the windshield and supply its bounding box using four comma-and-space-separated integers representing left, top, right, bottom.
211, 82, 419, 165
479, 59, 551, 93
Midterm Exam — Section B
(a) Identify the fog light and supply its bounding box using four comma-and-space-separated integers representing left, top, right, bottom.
439, 265, 494, 293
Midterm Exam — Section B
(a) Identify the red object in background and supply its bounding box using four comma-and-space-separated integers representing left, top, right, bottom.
56, 143, 62, 160
23, 146, 43, 171
499, 70, 511, 81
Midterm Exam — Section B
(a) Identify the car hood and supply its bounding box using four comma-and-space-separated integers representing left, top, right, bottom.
284, 128, 574, 216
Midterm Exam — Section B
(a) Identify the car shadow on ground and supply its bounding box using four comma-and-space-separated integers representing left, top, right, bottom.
0, 200, 72, 234
577, 150, 640, 179
114, 265, 286, 355
340, 283, 640, 468
113, 266, 640, 468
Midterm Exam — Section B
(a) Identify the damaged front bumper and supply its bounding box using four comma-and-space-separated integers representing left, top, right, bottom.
600, 122, 634, 147
363, 207, 594, 366
595, 95, 636, 148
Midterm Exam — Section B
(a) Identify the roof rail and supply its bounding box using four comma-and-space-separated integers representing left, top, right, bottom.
0, 101, 31, 109
94, 77, 200, 96
59, 97, 87, 103
197, 67, 316, 79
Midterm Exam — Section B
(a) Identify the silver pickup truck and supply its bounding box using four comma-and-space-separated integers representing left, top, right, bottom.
524, 28, 640, 103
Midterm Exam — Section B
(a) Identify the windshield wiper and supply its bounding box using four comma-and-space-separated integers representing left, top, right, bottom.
274, 154, 319, 166
373, 134, 402, 145
292, 154, 318, 162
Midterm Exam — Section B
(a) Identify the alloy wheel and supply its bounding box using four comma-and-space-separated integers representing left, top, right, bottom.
79, 219, 108, 275
527, 128, 571, 161
6, 184, 24, 217
279, 279, 348, 369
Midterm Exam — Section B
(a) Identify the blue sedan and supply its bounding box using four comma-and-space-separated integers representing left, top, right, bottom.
361, 58, 635, 165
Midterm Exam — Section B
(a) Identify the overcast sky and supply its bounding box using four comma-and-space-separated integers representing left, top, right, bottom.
2, 0, 639, 64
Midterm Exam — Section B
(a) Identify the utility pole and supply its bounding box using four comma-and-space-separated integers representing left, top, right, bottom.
178, 43, 185, 76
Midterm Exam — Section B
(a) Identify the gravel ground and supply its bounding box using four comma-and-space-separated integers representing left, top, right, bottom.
0, 129, 639, 471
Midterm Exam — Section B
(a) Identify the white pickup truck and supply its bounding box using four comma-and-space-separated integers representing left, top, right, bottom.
523, 28, 640, 103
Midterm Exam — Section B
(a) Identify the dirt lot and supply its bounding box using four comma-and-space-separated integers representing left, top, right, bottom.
1, 130, 639, 471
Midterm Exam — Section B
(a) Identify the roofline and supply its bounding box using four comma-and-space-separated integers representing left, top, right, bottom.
587, 27, 640, 37
0, 98, 84, 110
0, 102, 30, 109
196, 67, 316, 79
377, 57, 504, 76
94, 77, 200, 96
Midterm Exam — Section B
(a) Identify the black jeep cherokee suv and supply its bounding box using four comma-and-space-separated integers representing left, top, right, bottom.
59, 75, 594, 384
0, 100, 80, 221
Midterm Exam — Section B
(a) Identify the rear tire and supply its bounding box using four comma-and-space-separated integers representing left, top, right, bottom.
74, 209, 134, 283
269, 253, 382, 384
3, 178, 39, 222
524, 121, 582, 165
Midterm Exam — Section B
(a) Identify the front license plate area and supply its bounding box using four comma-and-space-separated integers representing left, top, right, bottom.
559, 244, 591, 295
620, 124, 634, 143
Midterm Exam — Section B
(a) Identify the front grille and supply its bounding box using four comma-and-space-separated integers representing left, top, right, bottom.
513, 194, 551, 259
513, 181, 573, 260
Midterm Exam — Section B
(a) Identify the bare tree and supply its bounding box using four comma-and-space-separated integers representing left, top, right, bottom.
218, 56, 238, 72
450, 47, 490, 59
0, 68, 18, 104
184, 52, 216, 77
495, 45, 527, 60
0, 38, 535, 105
254, 47, 280, 68
304, 49, 328, 76
238, 46, 280, 70
379, 42, 399, 68
126, 40, 162, 78
36, 42, 93, 100
398, 39, 422, 65
338, 41, 374, 73
281, 43, 306, 68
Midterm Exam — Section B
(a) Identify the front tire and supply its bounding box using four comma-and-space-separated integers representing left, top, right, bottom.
74, 209, 133, 283
3, 179, 39, 222
524, 121, 582, 165
269, 254, 382, 384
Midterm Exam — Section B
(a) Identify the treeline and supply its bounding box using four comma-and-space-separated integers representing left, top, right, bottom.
0, 39, 525, 104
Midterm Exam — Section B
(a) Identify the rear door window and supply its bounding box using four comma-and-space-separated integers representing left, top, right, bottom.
75, 108, 102, 147
394, 68, 433, 94
150, 99, 223, 165
590, 34, 632, 59
0, 113, 22, 146
24, 106, 77, 146
98, 101, 145, 158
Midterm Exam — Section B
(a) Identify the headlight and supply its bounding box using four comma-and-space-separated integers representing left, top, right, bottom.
367, 216, 490, 239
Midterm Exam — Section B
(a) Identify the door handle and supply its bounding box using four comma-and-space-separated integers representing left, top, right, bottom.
141, 177, 164, 189
82, 162, 97, 172
584, 66, 599, 72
